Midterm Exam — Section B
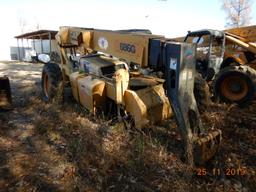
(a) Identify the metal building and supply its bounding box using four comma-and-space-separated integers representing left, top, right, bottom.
13, 30, 58, 61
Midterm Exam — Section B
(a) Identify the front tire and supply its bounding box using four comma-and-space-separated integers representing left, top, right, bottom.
41, 63, 63, 102
213, 66, 256, 106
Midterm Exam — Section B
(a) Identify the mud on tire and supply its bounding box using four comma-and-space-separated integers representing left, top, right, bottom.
213, 65, 256, 106
41, 63, 63, 102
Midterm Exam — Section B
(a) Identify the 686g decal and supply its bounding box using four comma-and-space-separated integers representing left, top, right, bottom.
120, 43, 136, 53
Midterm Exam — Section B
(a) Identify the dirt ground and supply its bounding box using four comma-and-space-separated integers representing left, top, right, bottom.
0, 61, 255, 192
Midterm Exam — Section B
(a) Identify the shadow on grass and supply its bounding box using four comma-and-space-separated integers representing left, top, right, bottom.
0, 70, 255, 191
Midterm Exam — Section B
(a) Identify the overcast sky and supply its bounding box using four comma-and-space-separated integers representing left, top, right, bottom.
0, 0, 255, 60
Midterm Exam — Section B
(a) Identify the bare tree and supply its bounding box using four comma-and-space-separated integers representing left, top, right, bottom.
35, 22, 41, 30
18, 15, 27, 34
33, 17, 42, 31
222, 0, 253, 28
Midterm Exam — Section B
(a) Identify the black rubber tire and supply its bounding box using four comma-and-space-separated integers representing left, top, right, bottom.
41, 63, 63, 102
213, 65, 256, 106
194, 73, 212, 112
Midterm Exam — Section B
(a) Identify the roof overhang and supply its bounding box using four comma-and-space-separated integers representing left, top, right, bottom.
15, 30, 58, 40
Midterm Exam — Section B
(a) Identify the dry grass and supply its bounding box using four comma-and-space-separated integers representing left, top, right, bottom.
0, 61, 255, 191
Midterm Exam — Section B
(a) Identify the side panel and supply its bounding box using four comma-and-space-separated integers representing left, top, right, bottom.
77, 76, 106, 112
92, 31, 148, 67
124, 90, 148, 128
56, 27, 93, 47
56, 26, 165, 68
164, 42, 222, 165
105, 68, 129, 105
164, 42, 202, 137
82, 30, 163, 68
149, 39, 163, 69
70, 72, 85, 102
124, 84, 172, 128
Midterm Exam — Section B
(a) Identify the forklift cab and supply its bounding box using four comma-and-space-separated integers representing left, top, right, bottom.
184, 30, 225, 80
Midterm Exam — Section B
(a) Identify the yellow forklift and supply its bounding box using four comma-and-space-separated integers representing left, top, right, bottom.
41, 27, 222, 165
184, 25, 256, 105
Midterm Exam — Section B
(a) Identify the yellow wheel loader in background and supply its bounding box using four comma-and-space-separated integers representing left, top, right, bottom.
184, 25, 256, 106
41, 26, 222, 165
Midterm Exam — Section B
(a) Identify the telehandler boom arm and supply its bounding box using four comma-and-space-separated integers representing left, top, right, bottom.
225, 25, 256, 42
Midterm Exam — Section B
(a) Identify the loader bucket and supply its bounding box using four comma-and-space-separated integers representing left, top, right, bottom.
0, 76, 12, 110
194, 129, 222, 165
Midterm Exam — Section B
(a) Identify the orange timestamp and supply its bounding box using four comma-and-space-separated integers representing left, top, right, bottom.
196, 167, 247, 176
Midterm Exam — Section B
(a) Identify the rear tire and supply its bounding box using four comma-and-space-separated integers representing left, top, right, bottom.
213, 65, 256, 106
194, 73, 211, 112
41, 63, 63, 102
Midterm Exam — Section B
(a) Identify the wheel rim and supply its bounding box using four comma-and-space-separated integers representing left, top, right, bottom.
220, 75, 248, 101
43, 73, 49, 98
